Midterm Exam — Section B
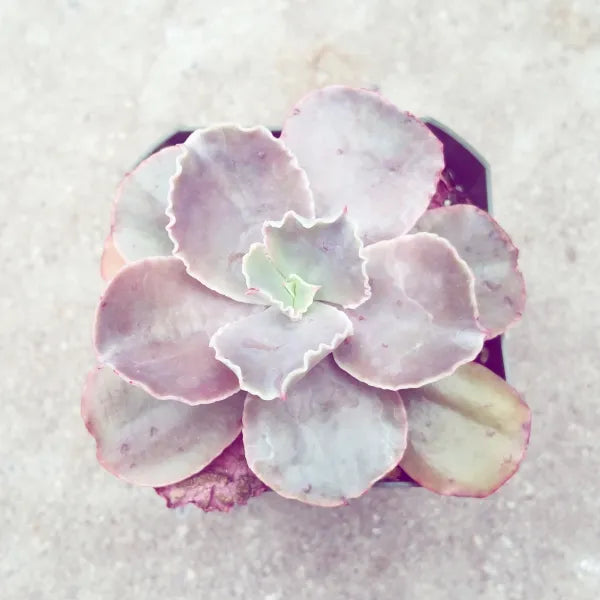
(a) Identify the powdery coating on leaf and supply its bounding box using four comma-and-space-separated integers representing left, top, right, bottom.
155, 435, 268, 511
94, 257, 261, 405
243, 357, 408, 506
242, 243, 320, 320
400, 362, 531, 497
281, 86, 444, 245
263, 210, 371, 309
413, 205, 526, 338
100, 235, 126, 282
81, 366, 245, 487
210, 303, 353, 401
167, 125, 315, 303
333, 233, 485, 389
111, 146, 181, 262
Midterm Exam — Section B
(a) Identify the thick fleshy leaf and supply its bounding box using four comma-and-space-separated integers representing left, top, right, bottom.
281, 86, 444, 244
282, 275, 321, 317
334, 233, 485, 389
413, 205, 526, 337
112, 146, 180, 262
95, 257, 260, 405
399, 362, 531, 497
243, 357, 408, 506
81, 366, 245, 487
155, 435, 268, 511
167, 125, 315, 302
210, 303, 352, 401
100, 235, 126, 282
242, 243, 320, 319
263, 210, 370, 309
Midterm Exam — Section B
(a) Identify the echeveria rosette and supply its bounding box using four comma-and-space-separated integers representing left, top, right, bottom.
84, 85, 530, 508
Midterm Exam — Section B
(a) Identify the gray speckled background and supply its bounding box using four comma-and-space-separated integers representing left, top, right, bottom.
2, 1, 599, 598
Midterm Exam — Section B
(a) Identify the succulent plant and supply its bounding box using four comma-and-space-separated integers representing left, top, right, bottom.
83, 86, 530, 510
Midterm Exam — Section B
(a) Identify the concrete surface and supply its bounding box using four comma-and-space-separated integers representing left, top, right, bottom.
1, 1, 599, 599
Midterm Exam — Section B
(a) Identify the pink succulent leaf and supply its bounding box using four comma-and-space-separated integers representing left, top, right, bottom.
210, 303, 353, 401
167, 125, 315, 303
281, 86, 444, 245
262, 210, 371, 309
333, 232, 485, 389
111, 146, 181, 262
155, 435, 268, 511
400, 362, 532, 497
94, 256, 263, 405
413, 205, 526, 338
81, 366, 245, 487
242, 243, 320, 320
243, 356, 408, 506
100, 234, 126, 282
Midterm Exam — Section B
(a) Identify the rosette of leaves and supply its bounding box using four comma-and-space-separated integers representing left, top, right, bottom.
83, 86, 530, 510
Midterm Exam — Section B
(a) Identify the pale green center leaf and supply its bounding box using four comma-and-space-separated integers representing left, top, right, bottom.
283, 274, 321, 314
263, 210, 371, 309
242, 243, 320, 320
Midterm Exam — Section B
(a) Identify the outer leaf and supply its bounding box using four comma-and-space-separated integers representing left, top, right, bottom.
413, 205, 526, 337
333, 233, 485, 389
210, 303, 352, 401
243, 357, 408, 506
81, 366, 245, 487
242, 243, 320, 319
155, 435, 268, 511
399, 362, 532, 497
281, 86, 444, 244
112, 146, 180, 262
100, 234, 126, 282
94, 257, 260, 405
167, 125, 315, 303
263, 210, 371, 309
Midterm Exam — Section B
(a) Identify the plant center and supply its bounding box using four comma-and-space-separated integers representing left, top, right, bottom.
282, 274, 320, 315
